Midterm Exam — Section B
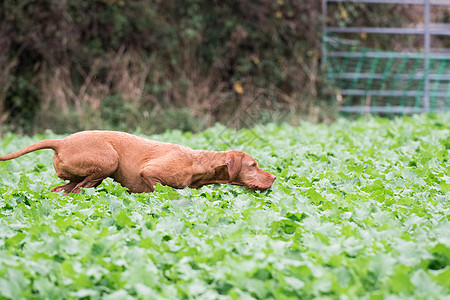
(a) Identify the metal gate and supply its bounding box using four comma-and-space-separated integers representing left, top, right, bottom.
322, 0, 450, 113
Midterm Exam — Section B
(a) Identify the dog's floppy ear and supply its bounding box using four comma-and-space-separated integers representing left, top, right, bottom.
213, 151, 242, 182
225, 151, 241, 182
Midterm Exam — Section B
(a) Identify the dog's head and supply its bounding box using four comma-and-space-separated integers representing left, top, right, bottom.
221, 150, 276, 190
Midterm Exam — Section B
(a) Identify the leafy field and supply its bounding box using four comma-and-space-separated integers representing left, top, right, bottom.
0, 114, 449, 299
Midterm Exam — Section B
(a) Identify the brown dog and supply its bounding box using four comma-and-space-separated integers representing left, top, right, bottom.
0, 131, 276, 194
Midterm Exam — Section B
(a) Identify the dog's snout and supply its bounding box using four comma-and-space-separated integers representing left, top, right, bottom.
270, 174, 276, 181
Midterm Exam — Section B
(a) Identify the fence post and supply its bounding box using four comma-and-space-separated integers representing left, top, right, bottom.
424, 0, 431, 112
322, 0, 328, 69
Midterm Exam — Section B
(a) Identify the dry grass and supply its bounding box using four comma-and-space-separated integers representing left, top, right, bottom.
12, 42, 335, 135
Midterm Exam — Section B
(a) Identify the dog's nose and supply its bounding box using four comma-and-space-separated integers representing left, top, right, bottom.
270, 174, 276, 182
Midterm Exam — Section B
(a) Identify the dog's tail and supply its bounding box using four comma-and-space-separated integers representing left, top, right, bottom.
0, 139, 62, 161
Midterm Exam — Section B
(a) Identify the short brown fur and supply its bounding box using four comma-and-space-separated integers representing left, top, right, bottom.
0, 131, 276, 194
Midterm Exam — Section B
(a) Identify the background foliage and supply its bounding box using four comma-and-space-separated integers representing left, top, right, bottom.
0, 0, 435, 135
0, 0, 320, 134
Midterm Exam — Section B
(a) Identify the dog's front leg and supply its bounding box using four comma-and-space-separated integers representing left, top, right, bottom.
139, 167, 160, 193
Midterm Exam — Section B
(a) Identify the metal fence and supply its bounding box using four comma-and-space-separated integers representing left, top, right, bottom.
322, 0, 450, 113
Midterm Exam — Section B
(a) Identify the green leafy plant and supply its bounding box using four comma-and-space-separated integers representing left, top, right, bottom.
0, 114, 449, 298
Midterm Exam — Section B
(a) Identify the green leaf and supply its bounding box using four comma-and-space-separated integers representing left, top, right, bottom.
5, 232, 27, 247
304, 188, 324, 205
114, 209, 135, 228
0, 269, 30, 299
411, 269, 445, 297
430, 267, 450, 288
33, 277, 62, 299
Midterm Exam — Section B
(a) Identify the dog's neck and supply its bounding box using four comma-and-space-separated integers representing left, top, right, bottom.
188, 150, 229, 188
191, 149, 227, 165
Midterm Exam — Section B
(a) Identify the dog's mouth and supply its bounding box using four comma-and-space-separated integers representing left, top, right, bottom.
246, 183, 273, 191
231, 177, 275, 191
230, 181, 265, 190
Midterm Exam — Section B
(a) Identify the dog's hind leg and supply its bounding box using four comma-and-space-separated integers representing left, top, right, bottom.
51, 181, 79, 194
69, 174, 108, 194
62, 160, 119, 194
52, 143, 119, 194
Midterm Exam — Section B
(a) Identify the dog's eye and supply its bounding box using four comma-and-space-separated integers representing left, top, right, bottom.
250, 162, 257, 167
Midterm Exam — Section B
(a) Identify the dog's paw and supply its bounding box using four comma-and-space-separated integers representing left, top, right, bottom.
51, 186, 64, 193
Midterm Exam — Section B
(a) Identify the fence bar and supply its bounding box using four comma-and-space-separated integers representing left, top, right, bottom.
339, 106, 450, 113
326, 0, 450, 5
327, 26, 450, 35
339, 106, 427, 113
339, 89, 450, 97
329, 73, 450, 81
327, 27, 423, 34
328, 51, 450, 59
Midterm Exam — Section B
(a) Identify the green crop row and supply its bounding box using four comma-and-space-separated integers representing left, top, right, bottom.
0, 114, 449, 299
